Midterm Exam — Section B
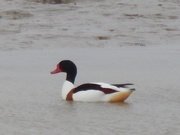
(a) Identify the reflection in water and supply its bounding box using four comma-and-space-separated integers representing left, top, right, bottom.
110, 101, 132, 107
61, 100, 132, 108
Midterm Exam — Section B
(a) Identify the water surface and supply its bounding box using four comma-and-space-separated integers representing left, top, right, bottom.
0, 46, 180, 135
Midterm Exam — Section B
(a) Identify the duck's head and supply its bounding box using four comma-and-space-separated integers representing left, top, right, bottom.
50, 60, 77, 83
51, 60, 77, 74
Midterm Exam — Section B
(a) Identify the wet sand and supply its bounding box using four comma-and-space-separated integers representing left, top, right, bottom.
0, 0, 180, 50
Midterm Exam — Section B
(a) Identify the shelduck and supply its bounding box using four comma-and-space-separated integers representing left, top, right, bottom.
50, 60, 135, 102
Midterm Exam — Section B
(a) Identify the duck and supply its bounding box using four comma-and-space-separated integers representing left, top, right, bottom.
50, 60, 135, 102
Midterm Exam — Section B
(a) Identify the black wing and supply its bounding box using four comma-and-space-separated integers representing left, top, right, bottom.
111, 83, 134, 88
73, 83, 101, 93
73, 83, 117, 94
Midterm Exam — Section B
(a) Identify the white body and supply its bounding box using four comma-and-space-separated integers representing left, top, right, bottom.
62, 81, 134, 102
62, 81, 75, 100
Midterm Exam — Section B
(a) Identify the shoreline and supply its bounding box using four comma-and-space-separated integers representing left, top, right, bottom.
1, 0, 180, 51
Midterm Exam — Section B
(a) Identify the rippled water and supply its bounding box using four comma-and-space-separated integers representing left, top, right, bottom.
0, 46, 180, 135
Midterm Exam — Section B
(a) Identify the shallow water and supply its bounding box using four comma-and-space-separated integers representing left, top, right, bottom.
0, 45, 180, 135
1, 0, 180, 134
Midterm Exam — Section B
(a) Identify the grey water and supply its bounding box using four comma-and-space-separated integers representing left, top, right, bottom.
0, 45, 180, 135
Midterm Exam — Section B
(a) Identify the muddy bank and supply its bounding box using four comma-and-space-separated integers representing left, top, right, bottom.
0, 0, 180, 51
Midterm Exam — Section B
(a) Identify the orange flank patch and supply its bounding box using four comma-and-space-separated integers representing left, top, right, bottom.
109, 91, 133, 102
66, 89, 74, 101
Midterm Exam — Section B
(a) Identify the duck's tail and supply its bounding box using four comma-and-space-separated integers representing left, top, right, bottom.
130, 88, 135, 91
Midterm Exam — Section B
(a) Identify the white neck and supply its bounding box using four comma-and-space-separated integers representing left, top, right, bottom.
61, 80, 75, 100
